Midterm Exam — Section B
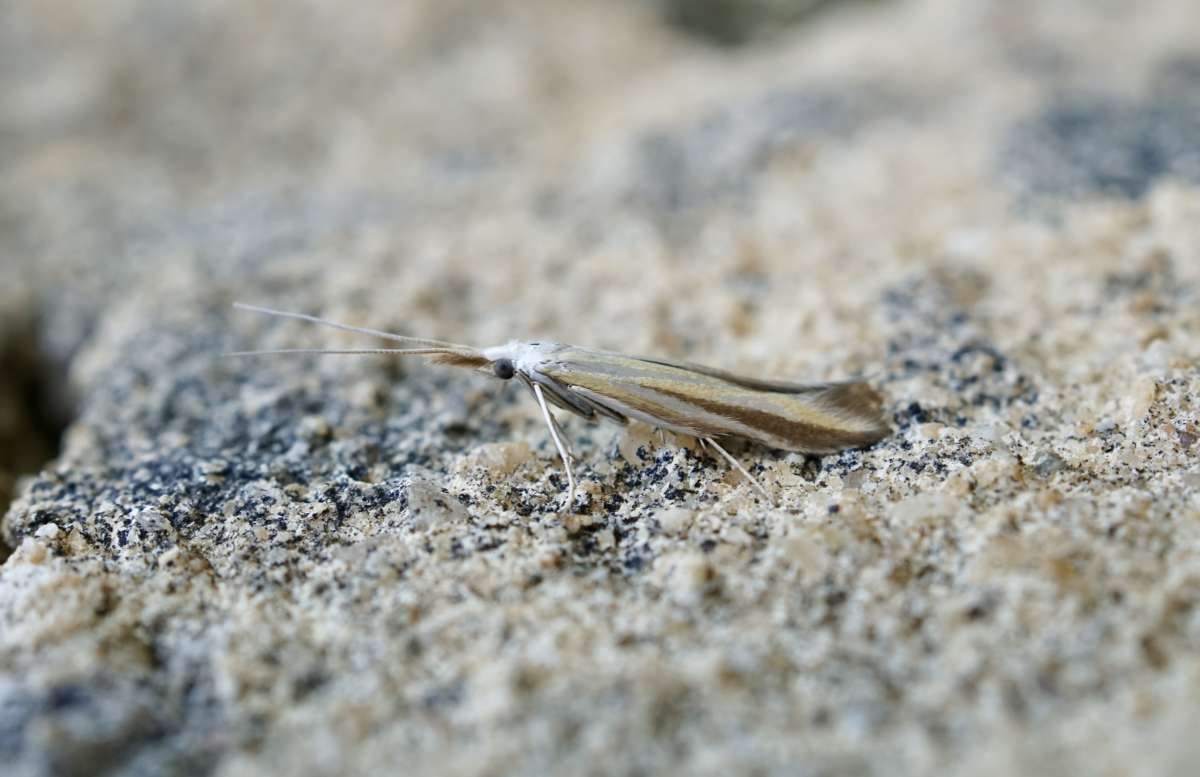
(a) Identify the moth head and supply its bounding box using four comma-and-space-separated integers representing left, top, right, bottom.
480, 342, 535, 381
480, 341, 561, 381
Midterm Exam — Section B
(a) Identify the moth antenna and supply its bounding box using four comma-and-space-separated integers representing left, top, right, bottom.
223, 347, 471, 358
232, 302, 472, 350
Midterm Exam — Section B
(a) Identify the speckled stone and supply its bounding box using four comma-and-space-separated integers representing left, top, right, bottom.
2, 1, 1199, 776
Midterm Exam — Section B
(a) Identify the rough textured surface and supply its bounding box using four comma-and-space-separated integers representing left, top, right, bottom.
2, 1, 1199, 775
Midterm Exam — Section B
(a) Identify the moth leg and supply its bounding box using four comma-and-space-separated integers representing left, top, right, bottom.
532, 383, 576, 511
701, 437, 771, 502
549, 410, 574, 460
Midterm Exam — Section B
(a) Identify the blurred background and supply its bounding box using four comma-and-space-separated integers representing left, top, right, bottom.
2, 1, 1199, 775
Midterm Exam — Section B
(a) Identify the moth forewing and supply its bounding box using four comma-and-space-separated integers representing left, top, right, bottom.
535, 347, 890, 454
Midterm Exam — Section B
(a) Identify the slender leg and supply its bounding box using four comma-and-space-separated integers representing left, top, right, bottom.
549, 409, 574, 459
702, 437, 771, 502
532, 383, 576, 511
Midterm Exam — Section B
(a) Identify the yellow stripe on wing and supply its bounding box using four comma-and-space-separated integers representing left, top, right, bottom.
540, 348, 889, 453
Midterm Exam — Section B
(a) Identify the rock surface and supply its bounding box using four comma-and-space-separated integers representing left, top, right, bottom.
2, 1, 1199, 775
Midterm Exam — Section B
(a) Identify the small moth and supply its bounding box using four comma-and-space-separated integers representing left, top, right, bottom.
229, 303, 890, 508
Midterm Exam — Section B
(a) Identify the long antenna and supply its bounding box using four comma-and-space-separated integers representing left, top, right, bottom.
224, 347, 463, 358
232, 302, 469, 349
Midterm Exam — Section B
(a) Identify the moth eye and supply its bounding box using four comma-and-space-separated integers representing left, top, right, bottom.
493, 358, 515, 380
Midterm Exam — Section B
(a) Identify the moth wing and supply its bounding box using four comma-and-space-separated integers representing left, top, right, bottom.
536, 348, 889, 453
625, 356, 888, 429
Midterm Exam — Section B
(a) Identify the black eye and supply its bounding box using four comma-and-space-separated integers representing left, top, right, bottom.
492, 358, 515, 380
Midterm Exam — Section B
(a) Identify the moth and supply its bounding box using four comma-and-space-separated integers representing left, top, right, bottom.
229, 303, 890, 508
